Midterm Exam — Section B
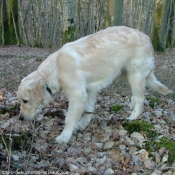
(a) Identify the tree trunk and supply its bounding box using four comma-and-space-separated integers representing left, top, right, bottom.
0, 0, 21, 45
106, 0, 123, 27
155, 0, 175, 51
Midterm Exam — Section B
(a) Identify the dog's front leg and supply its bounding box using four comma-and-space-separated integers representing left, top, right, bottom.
55, 92, 87, 143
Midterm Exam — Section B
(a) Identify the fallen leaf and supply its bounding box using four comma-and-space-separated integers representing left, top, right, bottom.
11, 154, 19, 161
104, 140, 115, 149
118, 129, 127, 136
151, 170, 162, 175
162, 154, 168, 163
108, 149, 121, 161
69, 163, 79, 172
144, 159, 155, 169
125, 136, 135, 146
130, 132, 146, 147
134, 149, 149, 160
104, 168, 114, 175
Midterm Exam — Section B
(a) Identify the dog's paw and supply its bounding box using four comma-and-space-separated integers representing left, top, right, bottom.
55, 130, 72, 143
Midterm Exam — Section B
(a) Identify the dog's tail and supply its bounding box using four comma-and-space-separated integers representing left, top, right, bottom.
146, 71, 172, 95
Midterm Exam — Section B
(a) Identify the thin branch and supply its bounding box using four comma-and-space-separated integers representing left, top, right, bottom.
1, 0, 4, 45
11, 8, 19, 45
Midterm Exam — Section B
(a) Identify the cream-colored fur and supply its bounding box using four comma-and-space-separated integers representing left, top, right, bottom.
17, 26, 171, 143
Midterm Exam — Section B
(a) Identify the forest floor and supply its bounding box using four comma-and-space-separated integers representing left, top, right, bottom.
0, 45, 175, 175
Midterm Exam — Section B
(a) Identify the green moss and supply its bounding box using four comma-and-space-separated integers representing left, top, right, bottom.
62, 25, 75, 45
35, 57, 43, 62
123, 121, 156, 138
146, 97, 161, 108
0, 109, 6, 114
156, 137, 175, 164
171, 93, 175, 101
111, 104, 123, 113
8, 103, 20, 110
146, 137, 175, 165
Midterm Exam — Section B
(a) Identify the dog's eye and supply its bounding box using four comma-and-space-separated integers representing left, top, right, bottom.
22, 99, 28, 104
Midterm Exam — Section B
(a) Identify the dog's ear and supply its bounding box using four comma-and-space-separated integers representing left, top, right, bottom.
27, 79, 45, 102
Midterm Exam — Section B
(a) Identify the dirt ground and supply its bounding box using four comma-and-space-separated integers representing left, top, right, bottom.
0, 45, 175, 174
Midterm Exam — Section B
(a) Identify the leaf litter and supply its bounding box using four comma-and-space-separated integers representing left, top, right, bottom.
0, 46, 175, 174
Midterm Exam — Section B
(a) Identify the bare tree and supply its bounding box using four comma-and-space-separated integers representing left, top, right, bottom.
106, 0, 124, 27
159, 0, 175, 50
0, 0, 20, 45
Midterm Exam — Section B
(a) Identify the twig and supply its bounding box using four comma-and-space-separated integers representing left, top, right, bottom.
8, 121, 13, 171
25, 120, 36, 170
0, 130, 11, 170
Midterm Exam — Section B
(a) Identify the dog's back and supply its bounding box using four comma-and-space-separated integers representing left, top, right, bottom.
56, 26, 154, 91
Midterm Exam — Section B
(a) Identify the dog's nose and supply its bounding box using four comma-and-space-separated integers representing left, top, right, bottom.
19, 115, 24, 121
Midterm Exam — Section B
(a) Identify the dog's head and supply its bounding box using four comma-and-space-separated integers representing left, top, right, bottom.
17, 71, 54, 121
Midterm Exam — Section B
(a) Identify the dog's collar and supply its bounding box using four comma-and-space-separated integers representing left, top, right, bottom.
37, 70, 53, 96
45, 84, 53, 96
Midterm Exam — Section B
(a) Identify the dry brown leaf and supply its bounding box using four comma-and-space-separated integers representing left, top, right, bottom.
125, 136, 135, 146
104, 140, 115, 149
108, 149, 121, 161
104, 168, 114, 175
69, 163, 79, 172
144, 159, 155, 169
134, 149, 149, 160
159, 147, 166, 156
130, 132, 146, 147
118, 129, 128, 136
151, 170, 162, 175
129, 146, 138, 154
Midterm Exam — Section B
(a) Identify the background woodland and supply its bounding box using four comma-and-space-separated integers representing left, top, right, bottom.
0, 0, 175, 51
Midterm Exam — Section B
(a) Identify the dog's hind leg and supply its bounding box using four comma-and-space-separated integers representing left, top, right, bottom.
55, 90, 88, 143
127, 73, 146, 120
78, 91, 97, 130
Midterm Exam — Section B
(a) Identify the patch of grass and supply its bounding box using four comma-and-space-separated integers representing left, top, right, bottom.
146, 97, 161, 108
111, 104, 123, 113
123, 121, 157, 138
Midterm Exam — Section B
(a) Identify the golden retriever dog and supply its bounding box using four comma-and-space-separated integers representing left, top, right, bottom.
17, 26, 171, 143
